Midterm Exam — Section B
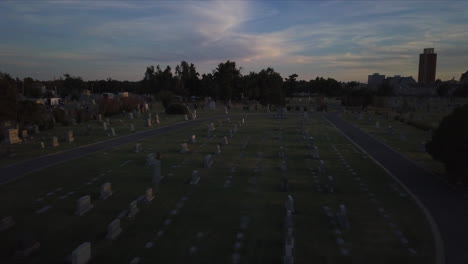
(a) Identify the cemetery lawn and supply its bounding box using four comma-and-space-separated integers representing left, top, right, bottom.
341, 111, 446, 176
0, 104, 246, 168
0, 113, 434, 263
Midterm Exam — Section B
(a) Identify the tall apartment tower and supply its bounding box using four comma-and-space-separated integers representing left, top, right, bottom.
418, 48, 437, 84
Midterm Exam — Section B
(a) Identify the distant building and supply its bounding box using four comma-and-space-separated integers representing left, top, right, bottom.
418, 48, 437, 84
460, 71, 468, 84
118, 92, 129, 98
102, 93, 114, 99
368, 73, 385, 90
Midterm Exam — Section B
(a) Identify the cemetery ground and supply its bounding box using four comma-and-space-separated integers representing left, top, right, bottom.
340, 110, 445, 175
0, 104, 245, 168
0, 113, 434, 263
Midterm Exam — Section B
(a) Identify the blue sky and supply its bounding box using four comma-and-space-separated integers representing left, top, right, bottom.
1, 1, 467, 82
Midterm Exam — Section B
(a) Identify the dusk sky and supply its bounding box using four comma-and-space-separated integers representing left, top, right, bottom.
1, 1, 467, 82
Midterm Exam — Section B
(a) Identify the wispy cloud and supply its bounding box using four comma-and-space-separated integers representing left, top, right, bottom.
0, 1, 467, 82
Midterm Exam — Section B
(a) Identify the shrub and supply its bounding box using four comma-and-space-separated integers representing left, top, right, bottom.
426, 104, 468, 182
52, 108, 69, 126
165, 104, 189, 115
407, 120, 433, 131
158, 90, 175, 109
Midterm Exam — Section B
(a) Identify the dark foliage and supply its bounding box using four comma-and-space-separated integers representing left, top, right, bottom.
426, 104, 468, 181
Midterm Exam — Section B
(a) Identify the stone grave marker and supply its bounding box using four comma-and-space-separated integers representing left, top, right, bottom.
204, 154, 214, 168
40, 141, 45, 149
327, 176, 335, 193
106, 219, 122, 240
180, 143, 189, 153
130, 124, 135, 132
3, 128, 22, 144
52, 136, 59, 147
223, 136, 229, 145
75, 195, 94, 216
128, 200, 139, 218
216, 144, 221, 155
71, 242, 91, 264
189, 135, 196, 144
146, 118, 152, 127
99, 182, 112, 200
285, 195, 294, 213
312, 146, 320, 160
184, 114, 188, 121
103, 122, 108, 131
375, 121, 380, 129
110, 128, 116, 136
190, 170, 200, 184
145, 188, 154, 202
98, 114, 102, 122
146, 153, 155, 166
128, 113, 134, 120
155, 114, 160, 124
134, 143, 142, 153
34, 125, 40, 134
66, 130, 75, 143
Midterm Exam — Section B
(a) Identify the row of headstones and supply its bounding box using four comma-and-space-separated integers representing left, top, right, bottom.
322, 204, 351, 256
284, 195, 295, 264
71, 188, 156, 264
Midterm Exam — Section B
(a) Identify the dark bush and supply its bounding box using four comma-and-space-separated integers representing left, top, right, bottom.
406, 120, 433, 131
158, 90, 175, 109
426, 104, 468, 182
52, 108, 69, 126
165, 104, 189, 115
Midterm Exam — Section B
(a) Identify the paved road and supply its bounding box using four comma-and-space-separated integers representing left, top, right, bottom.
324, 112, 468, 264
0, 114, 256, 185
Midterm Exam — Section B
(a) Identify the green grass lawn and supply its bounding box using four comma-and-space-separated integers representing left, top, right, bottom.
0, 113, 434, 263
0, 103, 250, 168
341, 110, 446, 176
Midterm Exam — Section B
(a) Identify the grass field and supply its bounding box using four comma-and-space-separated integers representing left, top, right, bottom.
341, 110, 446, 176
0, 103, 249, 168
0, 113, 434, 264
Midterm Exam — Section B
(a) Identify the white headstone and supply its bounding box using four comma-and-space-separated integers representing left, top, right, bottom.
146, 119, 152, 127
110, 128, 116, 136
106, 219, 122, 240
3, 128, 22, 144
155, 114, 160, 124
223, 136, 228, 145
99, 182, 112, 200
189, 135, 196, 144
66, 130, 75, 143
71, 242, 91, 264
145, 188, 154, 202
128, 200, 139, 218
75, 195, 93, 216
134, 143, 142, 153
52, 136, 59, 147
216, 144, 221, 155
204, 154, 214, 168
190, 170, 200, 185
180, 143, 189, 153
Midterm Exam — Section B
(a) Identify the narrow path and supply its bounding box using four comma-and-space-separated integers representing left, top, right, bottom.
323, 112, 468, 264
0, 114, 261, 185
